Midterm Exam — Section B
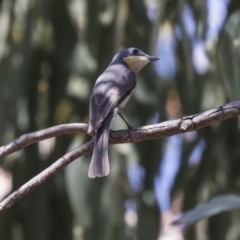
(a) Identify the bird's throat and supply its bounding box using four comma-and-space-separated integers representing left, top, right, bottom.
123, 56, 150, 74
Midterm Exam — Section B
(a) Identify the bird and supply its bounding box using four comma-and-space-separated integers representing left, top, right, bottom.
87, 47, 159, 178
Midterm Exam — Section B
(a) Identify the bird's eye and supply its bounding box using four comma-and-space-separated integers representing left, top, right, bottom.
132, 49, 138, 54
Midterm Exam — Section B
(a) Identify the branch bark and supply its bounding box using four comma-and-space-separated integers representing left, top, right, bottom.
0, 123, 88, 158
0, 98, 240, 216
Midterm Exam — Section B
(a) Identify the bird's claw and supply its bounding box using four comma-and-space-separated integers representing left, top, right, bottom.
127, 125, 134, 138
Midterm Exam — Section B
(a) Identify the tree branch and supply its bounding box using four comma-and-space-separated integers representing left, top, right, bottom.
0, 123, 88, 159
0, 98, 240, 216
0, 139, 94, 216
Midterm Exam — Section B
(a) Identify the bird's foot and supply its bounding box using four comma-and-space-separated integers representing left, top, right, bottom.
127, 125, 134, 138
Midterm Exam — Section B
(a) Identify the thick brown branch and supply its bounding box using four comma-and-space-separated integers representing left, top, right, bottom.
0, 98, 240, 216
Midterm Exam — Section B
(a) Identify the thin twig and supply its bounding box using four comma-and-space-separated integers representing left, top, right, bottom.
0, 98, 240, 216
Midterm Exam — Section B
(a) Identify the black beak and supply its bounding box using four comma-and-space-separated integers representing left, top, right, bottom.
146, 55, 159, 61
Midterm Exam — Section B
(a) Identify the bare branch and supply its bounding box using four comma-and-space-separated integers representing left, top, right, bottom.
109, 98, 240, 143
0, 123, 88, 159
0, 139, 94, 216
0, 98, 240, 216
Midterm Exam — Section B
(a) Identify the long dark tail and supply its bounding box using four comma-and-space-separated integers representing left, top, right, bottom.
88, 113, 114, 178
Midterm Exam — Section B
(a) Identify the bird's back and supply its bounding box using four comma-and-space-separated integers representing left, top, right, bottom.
88, 63, 136, 133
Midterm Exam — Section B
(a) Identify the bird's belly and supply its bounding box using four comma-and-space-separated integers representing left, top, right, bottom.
110, 108, 118, 129
118, 92, 133, 110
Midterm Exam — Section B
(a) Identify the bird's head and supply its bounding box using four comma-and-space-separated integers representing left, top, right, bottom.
111, 47, 159, 74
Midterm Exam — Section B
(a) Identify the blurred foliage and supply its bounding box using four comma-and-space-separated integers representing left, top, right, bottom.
0, 0, 240, 240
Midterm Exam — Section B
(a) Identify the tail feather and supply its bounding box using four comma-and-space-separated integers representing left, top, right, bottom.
88, 113, 114, 178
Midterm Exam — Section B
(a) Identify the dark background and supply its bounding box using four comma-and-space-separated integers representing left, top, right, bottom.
0, 0, 240, 239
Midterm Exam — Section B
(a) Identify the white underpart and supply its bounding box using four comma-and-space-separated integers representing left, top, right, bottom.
110, 108, 119, 129
118, 91, 133, 113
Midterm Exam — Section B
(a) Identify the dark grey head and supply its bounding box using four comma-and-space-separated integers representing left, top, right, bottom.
110, 47, 159, 74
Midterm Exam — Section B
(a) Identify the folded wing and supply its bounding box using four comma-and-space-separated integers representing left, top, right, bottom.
89, 66, 136, 132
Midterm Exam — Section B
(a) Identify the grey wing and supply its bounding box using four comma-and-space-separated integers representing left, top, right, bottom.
89, 75, 136, 131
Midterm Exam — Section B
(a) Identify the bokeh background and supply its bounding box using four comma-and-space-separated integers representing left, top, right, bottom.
0, 0, 240, 239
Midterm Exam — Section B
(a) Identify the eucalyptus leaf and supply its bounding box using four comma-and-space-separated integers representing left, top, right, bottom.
65, 136, 91, 227
218, 9, 240, 100
171, 195, 240, 229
